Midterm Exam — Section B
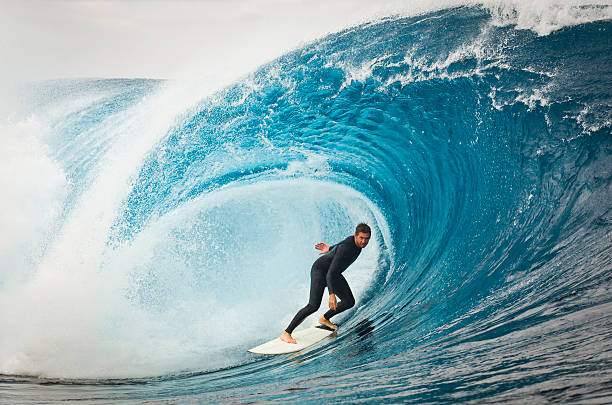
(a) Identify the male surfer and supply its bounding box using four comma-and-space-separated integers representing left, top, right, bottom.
280, 223, 371, 344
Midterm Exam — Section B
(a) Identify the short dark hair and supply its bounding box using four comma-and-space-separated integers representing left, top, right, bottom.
355, 223, 371, 235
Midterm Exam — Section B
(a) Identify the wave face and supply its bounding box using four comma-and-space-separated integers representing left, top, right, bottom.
1, 6, 611, 403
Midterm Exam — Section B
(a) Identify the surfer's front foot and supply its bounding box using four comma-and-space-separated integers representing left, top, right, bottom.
319, 316, 338, 330
280, 331, 297, 344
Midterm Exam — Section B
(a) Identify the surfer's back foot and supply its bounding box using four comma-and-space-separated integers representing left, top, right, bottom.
280, 331, 297, 344
319, 316, 338, 330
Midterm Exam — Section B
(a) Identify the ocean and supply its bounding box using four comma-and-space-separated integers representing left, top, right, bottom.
1, 4, 611, 403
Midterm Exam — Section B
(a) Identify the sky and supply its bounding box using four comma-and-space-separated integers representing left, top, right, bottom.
0, 0, 439, 83
1, 0, 610, 84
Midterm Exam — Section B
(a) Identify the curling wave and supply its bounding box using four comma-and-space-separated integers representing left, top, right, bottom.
1, 5, 611, 403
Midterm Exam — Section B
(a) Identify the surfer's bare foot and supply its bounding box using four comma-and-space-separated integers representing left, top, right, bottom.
280, 331, 297, 344
319, 316, 338, 330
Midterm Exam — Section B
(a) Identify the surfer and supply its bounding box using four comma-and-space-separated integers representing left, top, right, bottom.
280, 223, 371, 344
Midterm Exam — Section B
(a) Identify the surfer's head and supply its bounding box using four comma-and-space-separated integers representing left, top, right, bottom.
354, 223, 371, 248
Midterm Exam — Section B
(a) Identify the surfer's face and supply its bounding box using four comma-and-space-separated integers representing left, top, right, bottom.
354, 232, 371, 248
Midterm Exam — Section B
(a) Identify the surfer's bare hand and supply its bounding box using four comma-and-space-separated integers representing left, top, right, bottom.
315, 242, 330, 254
329, 294, 337, 311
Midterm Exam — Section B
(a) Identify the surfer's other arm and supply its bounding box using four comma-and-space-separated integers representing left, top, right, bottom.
314, 242, 339, 309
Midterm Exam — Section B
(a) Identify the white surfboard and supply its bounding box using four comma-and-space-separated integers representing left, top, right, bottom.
248, 326, 335, 354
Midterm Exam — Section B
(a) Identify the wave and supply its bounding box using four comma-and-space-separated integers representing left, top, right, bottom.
1, 4, 611, 403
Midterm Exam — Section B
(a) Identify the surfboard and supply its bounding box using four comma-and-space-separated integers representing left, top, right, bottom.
247, 326, 335, 354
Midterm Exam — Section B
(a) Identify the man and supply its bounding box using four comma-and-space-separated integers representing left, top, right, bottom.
280, 223, 371, 344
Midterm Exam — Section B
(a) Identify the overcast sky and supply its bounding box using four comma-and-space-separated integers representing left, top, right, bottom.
2, 0, 609, 84
0, 0, 443, 83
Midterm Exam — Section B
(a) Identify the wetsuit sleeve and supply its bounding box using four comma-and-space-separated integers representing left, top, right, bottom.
326, 242, 348, 295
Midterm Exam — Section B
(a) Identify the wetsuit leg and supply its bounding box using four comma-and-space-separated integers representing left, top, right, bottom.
323, 273, 355, 321
285, 266, 326, 334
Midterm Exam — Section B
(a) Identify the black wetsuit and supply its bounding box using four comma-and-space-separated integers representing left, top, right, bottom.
285, 235, 362, 334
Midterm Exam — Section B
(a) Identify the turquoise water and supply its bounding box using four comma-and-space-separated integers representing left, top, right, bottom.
1, 6, 611, 403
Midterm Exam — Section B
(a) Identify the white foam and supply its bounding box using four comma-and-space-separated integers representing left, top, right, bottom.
0, 75, 272, 378
483, 0, 612, 36
281, 155, 332, 177
0, 117, 67, 278
0, 172, 392, 378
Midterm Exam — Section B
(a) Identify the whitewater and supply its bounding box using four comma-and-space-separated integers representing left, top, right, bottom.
1, 2, 611, 403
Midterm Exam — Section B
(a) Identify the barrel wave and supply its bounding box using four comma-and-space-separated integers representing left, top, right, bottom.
1, 6, 611, 403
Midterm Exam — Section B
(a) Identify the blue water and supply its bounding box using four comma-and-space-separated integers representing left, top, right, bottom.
1, 6, 611, 403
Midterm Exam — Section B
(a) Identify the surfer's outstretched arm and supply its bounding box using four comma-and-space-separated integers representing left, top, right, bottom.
315, 242, 330, 254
